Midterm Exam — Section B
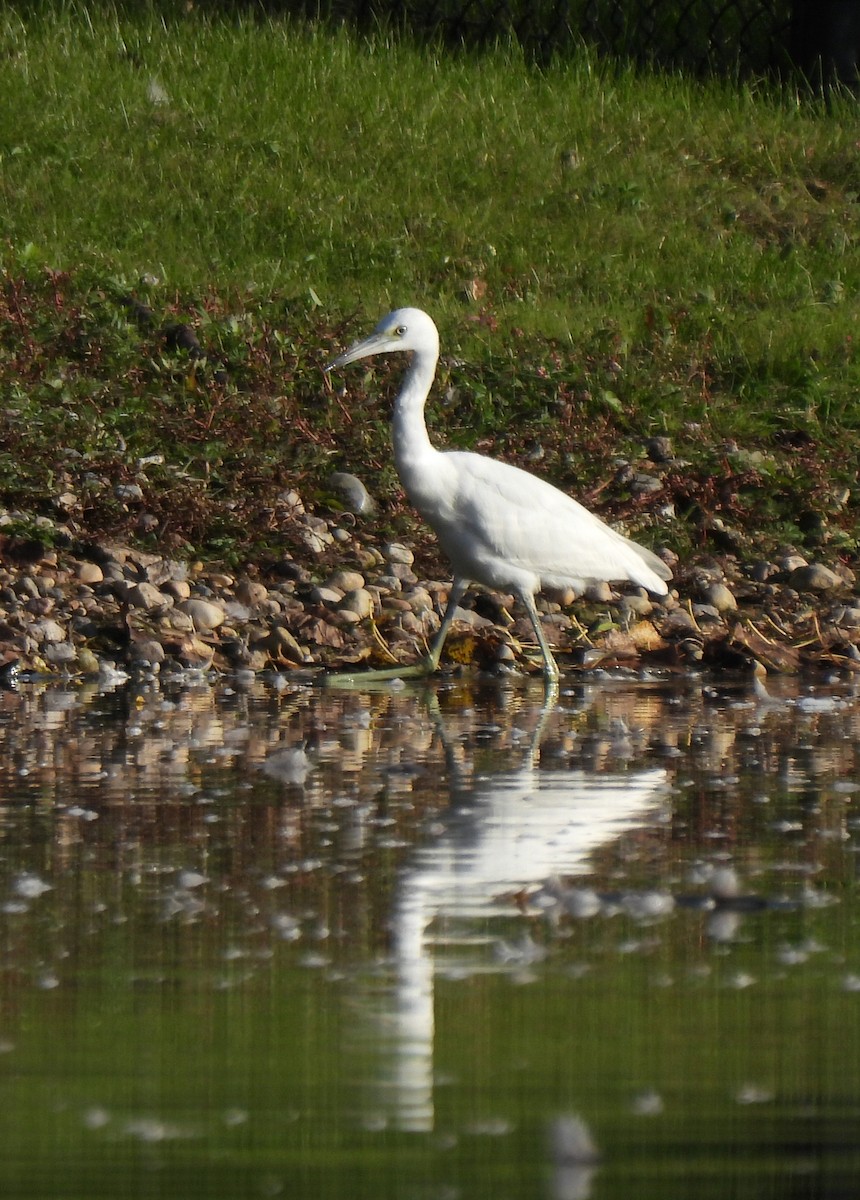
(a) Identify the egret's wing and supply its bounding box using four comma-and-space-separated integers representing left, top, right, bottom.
437, 452, 669, 592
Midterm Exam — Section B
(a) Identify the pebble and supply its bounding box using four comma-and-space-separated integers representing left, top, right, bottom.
236, 579, 268, 606
620, 593, 653, 618
790, 563, 843, 593
311, 586, 344, 606
163, 579, 192, 602
0, 499, 858, 679
127, 582, 172, 611
326, 569, 365, 593
115, 483, 144, 503
384, 542, 414, 566
835, 606, 860, 628
584, 581, 613, 603
328, 471, 376, 515
645, 435, 674, 463
29, 619, 66, 644
706, 583, 738, 613
179, 599, 227, 631
339, 588, 375, 621
130, 639, 166, 666
76, 562, 104, 585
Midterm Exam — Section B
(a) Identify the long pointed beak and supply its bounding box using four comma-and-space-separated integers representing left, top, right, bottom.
326, 331, 393, 373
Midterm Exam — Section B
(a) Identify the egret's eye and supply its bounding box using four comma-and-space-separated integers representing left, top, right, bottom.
395, 324, 407, 337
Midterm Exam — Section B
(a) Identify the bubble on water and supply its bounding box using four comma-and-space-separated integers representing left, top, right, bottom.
177, 870, 208, 890
631, 1088, 664, 1116
777, 945, 809, 966
548, 1113, 600, 1164
736, 1084, 774, 1105
271, 914, 301, 941
725, 972, 756, 989
123, 1116, 195, 1142
465, 1117, 514, 1136
14, 873, 51, 899
83, 1107, 111, 1130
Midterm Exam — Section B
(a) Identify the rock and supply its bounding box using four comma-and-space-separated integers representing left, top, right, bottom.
223, 602, 251, 624
660, 609, 698, 637
692, 604, 723, 623
779, 552, 808, 573
384, 542, 414, 566
328, 471, 376, 516
16, 576, 39, 599
620, 592, 653, 618
76, 562, 104, 585
162, 579, 191, 602
261, 625, 306, 663
407, 587, 435, 613
160, 609, 195, 634
631, 472, 663, 496
311, 586, 344, 606
44, 642, 76, 666
178, 636, 215, 669
357, 547, 385, 569
26, 596, 54, 616
76, 647, 101, 674
834, 562, 856, 587
646, 436, 673, 463
178, 599, 226, 631
706, 583, 738, 614
278, 489, 305, 514
115, 483, 144, 503
584, 581, 612, 603
789, 564, 843, 593
749, 560, 778, 583
326, 569, 365, 593
300, 526, 333, 555
127, 582, 172, 611
235, 579, 268, 607
338, 588, 375, 621
129, 638, 166, 665
834, 607, 860, 629
29, 619, 66, 644
389, 562, 418, 585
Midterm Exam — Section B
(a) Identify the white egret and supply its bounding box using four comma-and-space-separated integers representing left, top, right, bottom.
328, 307, 671, 684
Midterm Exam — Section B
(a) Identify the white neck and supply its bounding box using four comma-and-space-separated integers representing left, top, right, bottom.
391, 345, 440, 489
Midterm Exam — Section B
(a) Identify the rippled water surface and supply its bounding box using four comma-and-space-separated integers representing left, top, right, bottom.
2, 670, 860, 1198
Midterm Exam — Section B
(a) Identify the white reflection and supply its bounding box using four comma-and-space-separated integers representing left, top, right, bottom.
366, 702, 667, 1133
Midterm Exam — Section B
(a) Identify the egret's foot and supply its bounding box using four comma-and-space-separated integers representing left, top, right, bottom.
322, 658, 438, 689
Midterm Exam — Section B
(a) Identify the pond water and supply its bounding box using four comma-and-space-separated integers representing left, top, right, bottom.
1, 669, 860, 1199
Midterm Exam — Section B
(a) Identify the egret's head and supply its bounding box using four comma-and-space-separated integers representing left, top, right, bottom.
327, 307, 439, 371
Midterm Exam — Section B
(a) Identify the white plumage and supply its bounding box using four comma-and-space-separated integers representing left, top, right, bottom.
329, 307, 671, 683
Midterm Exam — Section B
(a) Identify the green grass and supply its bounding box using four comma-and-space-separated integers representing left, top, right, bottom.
0, 4, 859, 565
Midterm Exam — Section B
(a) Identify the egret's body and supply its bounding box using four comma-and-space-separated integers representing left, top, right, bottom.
329, 307, 671, 683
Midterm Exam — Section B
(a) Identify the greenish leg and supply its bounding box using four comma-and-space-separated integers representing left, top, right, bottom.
520, 589, 561, 687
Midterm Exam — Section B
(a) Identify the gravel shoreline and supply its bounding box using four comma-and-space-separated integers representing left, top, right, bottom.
2, 489, 859, 685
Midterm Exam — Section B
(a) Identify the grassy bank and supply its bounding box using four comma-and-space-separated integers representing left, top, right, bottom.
0, 6, 858, 569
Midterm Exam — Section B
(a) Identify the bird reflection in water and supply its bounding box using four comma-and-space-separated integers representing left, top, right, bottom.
354, 689, 667, 1141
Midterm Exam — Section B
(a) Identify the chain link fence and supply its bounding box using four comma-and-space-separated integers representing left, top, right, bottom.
253, 0, 858, 83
